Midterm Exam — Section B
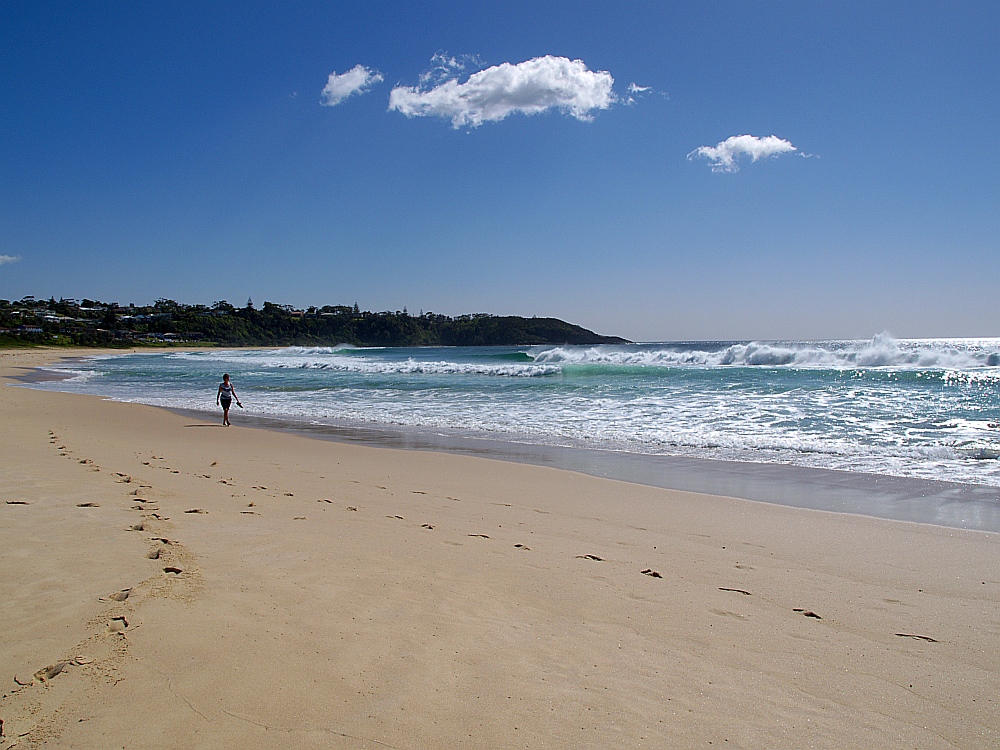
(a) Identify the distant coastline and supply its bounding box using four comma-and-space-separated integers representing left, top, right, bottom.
0, 296, 629, 348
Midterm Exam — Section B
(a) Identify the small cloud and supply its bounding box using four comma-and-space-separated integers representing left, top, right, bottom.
0, 254, 21, 266
624, 82, 653, 105
418, 52, 485, 87
320, 65, 384, 106
688, 134, 799, 173
389, 55, 615, 128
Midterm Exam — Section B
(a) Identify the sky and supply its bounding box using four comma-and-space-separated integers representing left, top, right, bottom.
1, 1, 997, 342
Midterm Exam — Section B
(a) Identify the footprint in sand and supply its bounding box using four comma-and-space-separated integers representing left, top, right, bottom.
293, 516, 306, 520
105, 589, 131, 602
6, 500, 30, 505
641, 569, 663, 578
793, 608, 822, 619
319, 498, 333, 503
129, 523, 145, 531
346, 506, 358, 511
76, 502, 100, 507
514, 544, 530, 550
184, 508, 207, 514
146, 547, 161, 559
163, 567, 183, 575
576, 554, 604, 561
468, 534, 490, 539
896, 633, 938, 642
34, 662, 69, 682
421, 523, 435, 529
107, 616, 129, 633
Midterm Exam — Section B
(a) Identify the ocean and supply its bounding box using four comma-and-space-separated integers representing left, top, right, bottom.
29, 335, 1000, 493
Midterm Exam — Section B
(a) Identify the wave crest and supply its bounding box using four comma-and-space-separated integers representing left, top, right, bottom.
531, 335, 1000, 370
263, 356, 560, 377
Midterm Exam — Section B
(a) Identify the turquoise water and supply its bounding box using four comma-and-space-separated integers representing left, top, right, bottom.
32, 335, 1000, 487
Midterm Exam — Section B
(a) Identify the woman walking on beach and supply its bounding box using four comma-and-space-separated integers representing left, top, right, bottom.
216, 373, 242, 426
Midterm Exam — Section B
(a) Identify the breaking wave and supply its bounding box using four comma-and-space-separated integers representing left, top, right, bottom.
260, 356, 560, 377
21, 336, 1000, 489
531, 334, 1000, 371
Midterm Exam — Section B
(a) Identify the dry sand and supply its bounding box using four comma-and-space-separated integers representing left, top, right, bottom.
1, 348, 998, 749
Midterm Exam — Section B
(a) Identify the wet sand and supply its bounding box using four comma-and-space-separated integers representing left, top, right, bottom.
166, 408, 1000, 533
2, 348, 998, 748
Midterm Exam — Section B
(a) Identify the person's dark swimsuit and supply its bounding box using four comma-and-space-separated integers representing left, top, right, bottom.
220, 382, 233, 410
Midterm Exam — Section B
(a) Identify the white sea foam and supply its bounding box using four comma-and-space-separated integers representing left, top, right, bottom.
283, 344, 365, 354
259, 356, 559, 377
530, 334, 1000, 370
944, 371, 1000, 386
22, 337, 1000, 489
37, 366, 100, 383
167, 347, 556, 376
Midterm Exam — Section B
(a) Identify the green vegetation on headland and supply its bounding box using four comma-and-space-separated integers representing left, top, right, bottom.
0, 297, 629, 348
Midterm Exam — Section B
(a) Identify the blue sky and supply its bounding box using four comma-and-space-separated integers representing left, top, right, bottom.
1, 1, 997, 341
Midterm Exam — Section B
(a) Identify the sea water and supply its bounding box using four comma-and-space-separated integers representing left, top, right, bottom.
29, 335, 1000, 489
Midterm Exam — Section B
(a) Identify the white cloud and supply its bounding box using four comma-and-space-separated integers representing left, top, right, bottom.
625, 82, 653, 105
418, 52, 484, 87
0, 254, 20, 266
320, 65, 384, 106
389, 55, 615, 128
688, 134, 798, 172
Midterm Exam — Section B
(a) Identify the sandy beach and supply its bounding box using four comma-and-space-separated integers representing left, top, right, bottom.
1, 348, 998, 749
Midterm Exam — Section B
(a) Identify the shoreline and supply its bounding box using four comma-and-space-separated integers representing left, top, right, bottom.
166, 405, 1000, 533
19, 348, 1000, 533
1, 347, 999, 747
